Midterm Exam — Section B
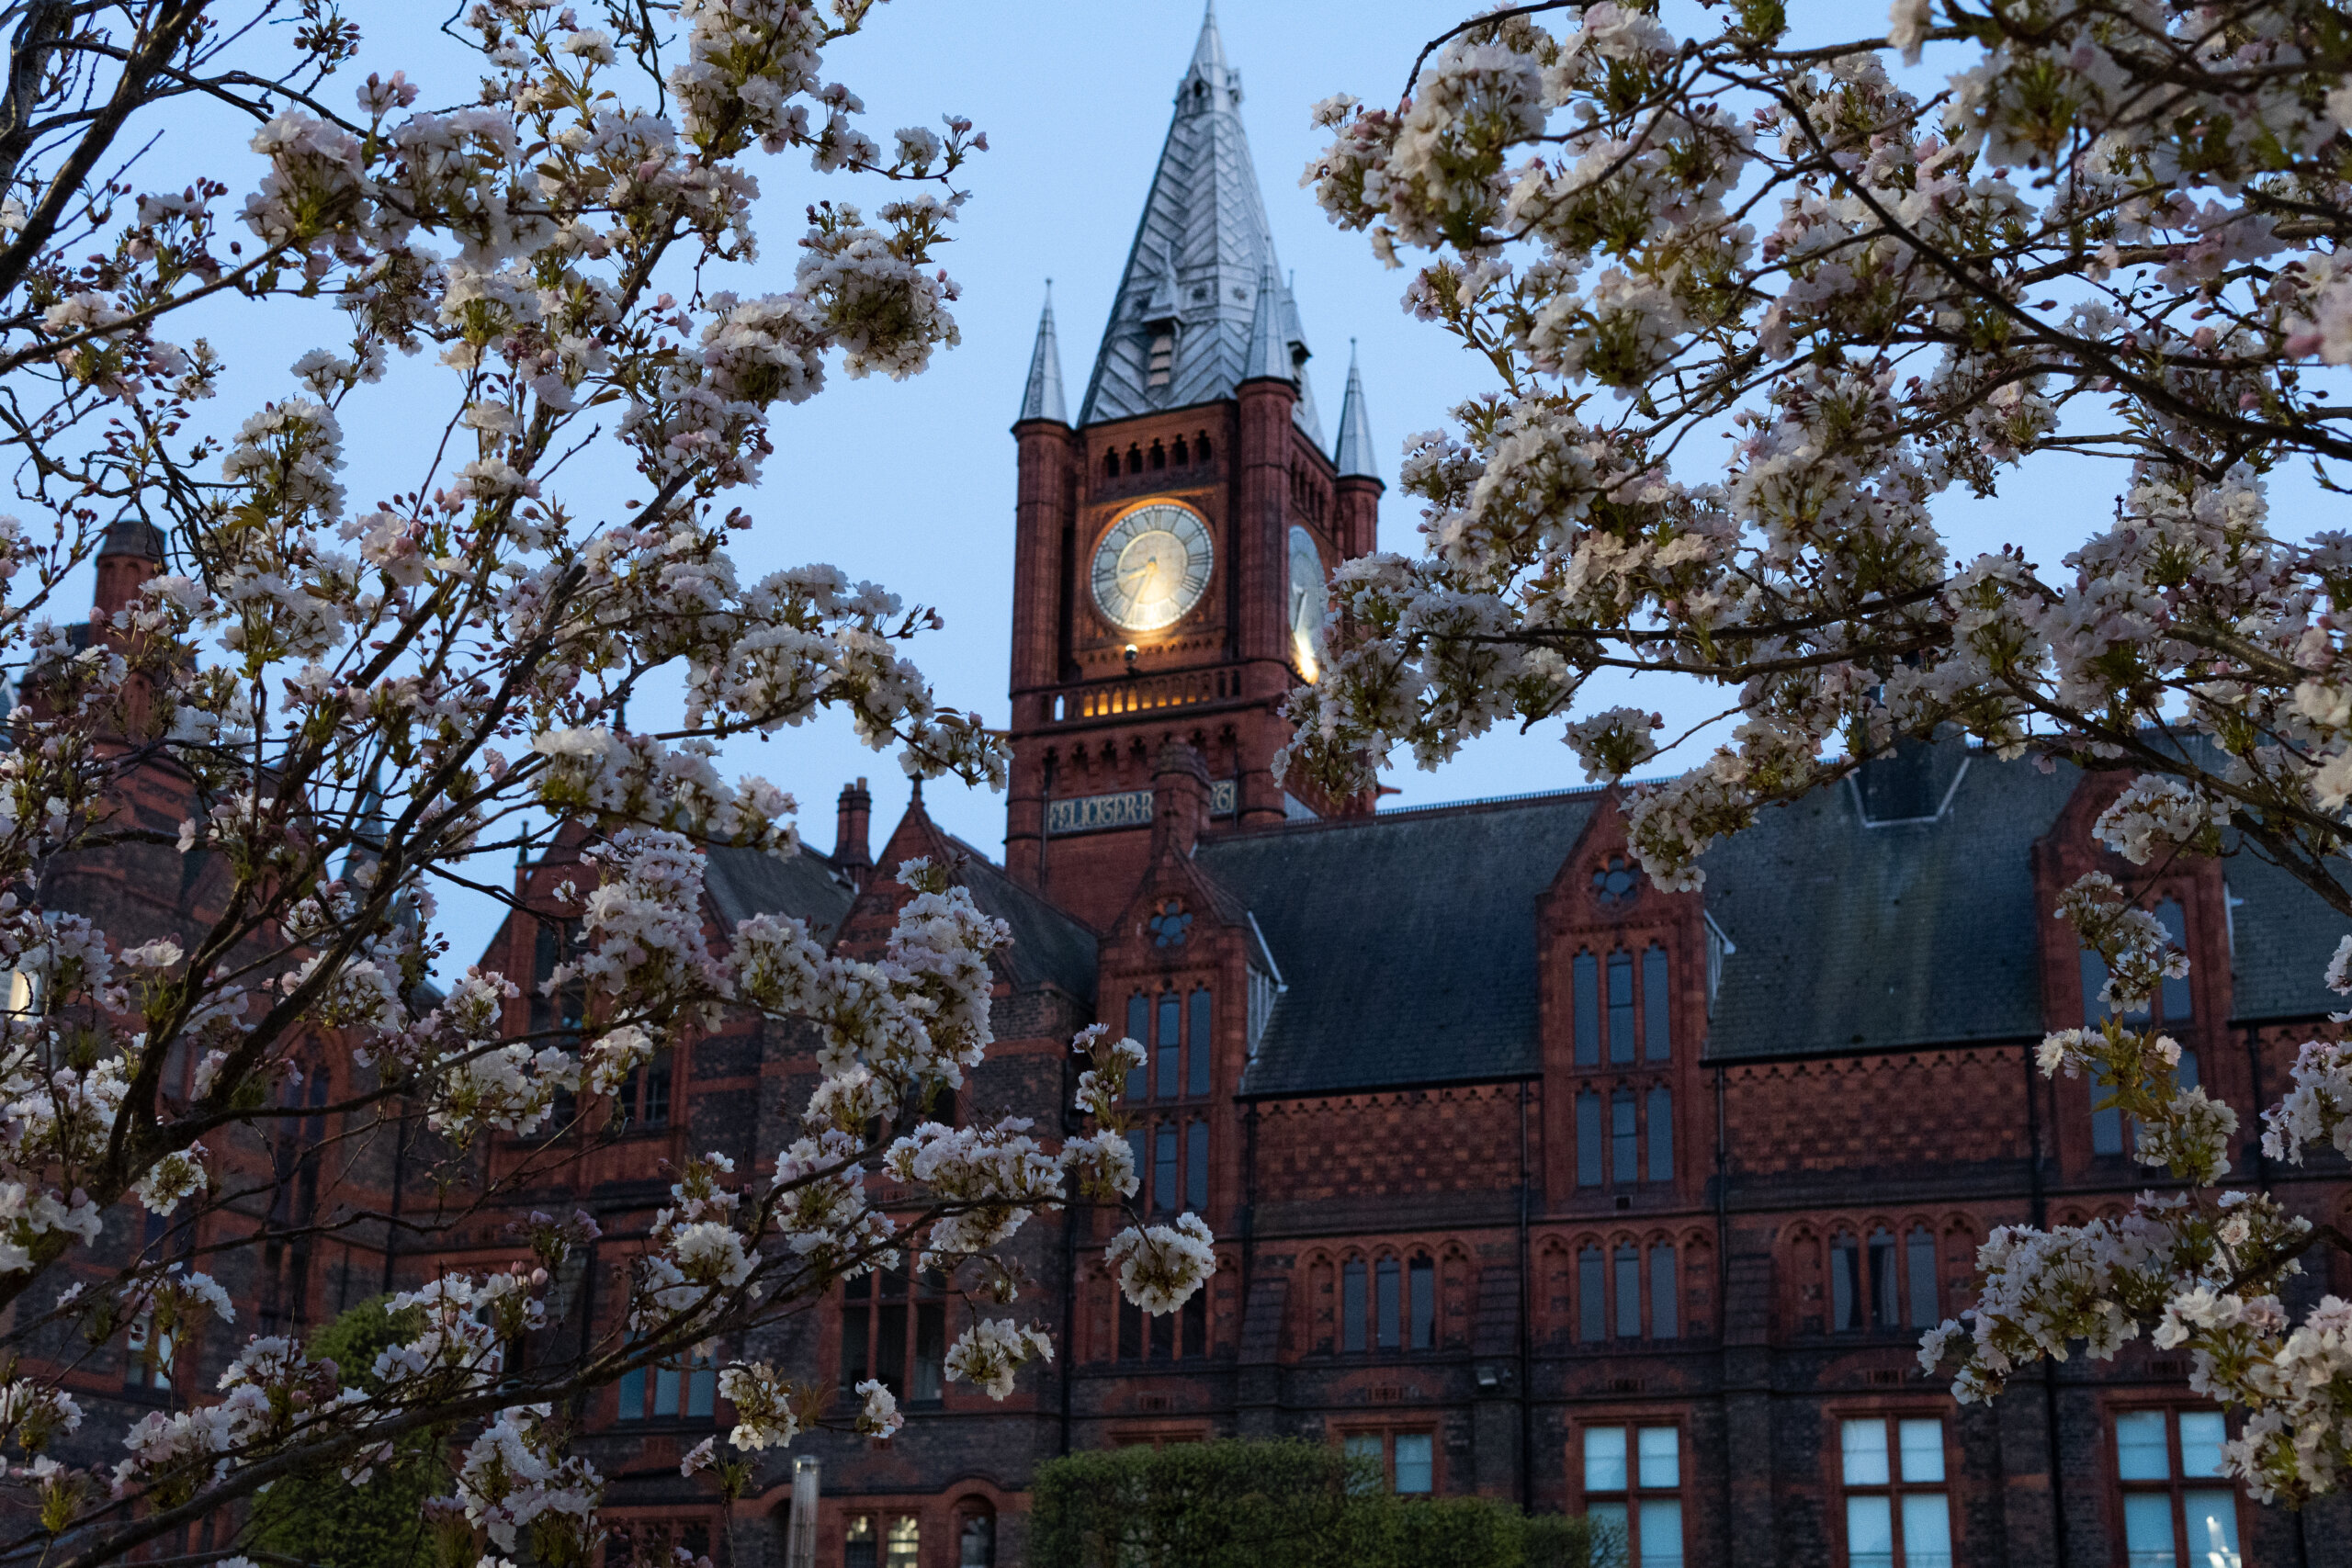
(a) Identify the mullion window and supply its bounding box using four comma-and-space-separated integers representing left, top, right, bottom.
839, 1269, 945, 1404
1583, 1424, 1683, 1567
2115, 1409, 2240, 1568
1839, 1416, 1951, 1567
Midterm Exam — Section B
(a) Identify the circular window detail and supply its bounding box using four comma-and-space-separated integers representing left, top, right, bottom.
1592, 854, 1640, 908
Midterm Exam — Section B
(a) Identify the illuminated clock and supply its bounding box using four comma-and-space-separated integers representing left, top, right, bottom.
1288, 525, 1328, 682
1091, 502, 1214, 632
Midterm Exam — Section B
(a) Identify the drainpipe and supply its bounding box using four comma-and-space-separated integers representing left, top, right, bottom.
1517, 1078, 1532, 1510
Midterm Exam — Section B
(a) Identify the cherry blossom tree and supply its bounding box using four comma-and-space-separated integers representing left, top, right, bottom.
1290, 0, 2352, 1505
0, 1, 1212, 1562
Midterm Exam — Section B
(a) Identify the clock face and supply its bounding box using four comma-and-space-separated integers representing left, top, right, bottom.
1288, 525, 1328, 682
1091, 502, 1214, 632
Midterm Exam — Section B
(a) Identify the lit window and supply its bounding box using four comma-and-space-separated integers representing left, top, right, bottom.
845, 1516, 877, 1568
885, 1517, 921, 1568
2115, 1410, 2241, 1568
1840, 1416, 1951, 1568
1584, 1425, 1683, 1567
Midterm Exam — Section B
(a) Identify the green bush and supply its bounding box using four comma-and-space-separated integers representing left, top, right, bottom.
1030, 1438, 1595, 1568
243, 1297, 446, 1568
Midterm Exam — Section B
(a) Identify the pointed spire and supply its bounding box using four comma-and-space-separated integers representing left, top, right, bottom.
1077, 7, 1323, 434
1017, 282, 1068, 424
1334, 340, 1379, 480
1242, 263, 1290, 385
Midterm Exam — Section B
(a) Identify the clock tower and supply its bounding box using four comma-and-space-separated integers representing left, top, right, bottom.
1002, 6, 1382, 931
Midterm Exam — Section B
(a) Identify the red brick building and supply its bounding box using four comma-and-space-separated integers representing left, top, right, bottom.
29, 14, 2349, 1568
469, 15, 2347, 1568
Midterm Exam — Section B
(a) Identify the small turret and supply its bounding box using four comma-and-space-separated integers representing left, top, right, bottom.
1016, 284, 1068, 426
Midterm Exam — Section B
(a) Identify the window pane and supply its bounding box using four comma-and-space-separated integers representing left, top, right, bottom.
838, 1306, 868, 1389
1155, 1124, 1177, 1213
1186, 1120, 1209, 1212
1578, 1091, 1604, 1187
959, 1516, 995, 1568
1376, 1258, 1401, 1349
1157, 995, 1180, 1098
1589, 1503, 1629, 1567
1575, 953, 1600, 1067
1841, 1418, 1891, 1486
617, 1363, 646, 1421
1182, 1285, 1206, 1358
1189, 989, 1212, 1096
1649, 1247, 1677, 1340
1118, 1299, 1141, 1360
687, 1359, 717, 1418
2080, 948, 2109, 1028
1578, 1247, 1607, 1344
1343, 1432, 1381, 1491
1125, 995, 1148, 1100
2091, 1059, 2125, 1156
2121, 1493, 2175, 1568
1636, 1500, 1683, 1568
1646, 1086, 1673, 1183
1898, 1418, 1945, 1483
1343, 1261, 1367, 1353
1832, 1236, 1860, 1331
1609, 953, 1636, 1064
1409, 1257, 1435, 1350
1126, 1129, 1149, 1209
1643, 945, 1670, 1061
886, 1517, 920, 1568
1907, 1228, 1939, 1329
1585, 1426, 1629, 1492
845, 1518, 877, 1568
1613, 1089, 1638, 1183
1394, 1433, 1433, 1495
876, 1302, 906, 1396
912, 1305, 944, 1402
1845, 1495, 1894, 1568
1901, 1495, 1952, 1568
1637, 1427, 1679, 1489
654, 1363, 681, 1416
2178, 1411, 2227, 1478
1615, 1245, 1641, 1338
2116, 1411, 2171, 1480
2182, 1488, 2241, 1568
1870, 1228, 1900, 1327
2177, 1047, 2200, 1092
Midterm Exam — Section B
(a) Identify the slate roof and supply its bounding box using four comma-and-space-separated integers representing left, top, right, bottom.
947, 835, 1101, 1004
705, 844, 856, 949
1332, 345, 1379, 481
1198, 791, 1605, 1097
1077, 5, 1325, 447
1196, 750, 2345, 1099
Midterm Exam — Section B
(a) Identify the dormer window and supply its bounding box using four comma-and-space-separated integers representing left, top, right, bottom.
1147, 329, 1175, 388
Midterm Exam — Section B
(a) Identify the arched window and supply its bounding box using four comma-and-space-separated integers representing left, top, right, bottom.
1577, 1089, 1603, 1187
1156, 993, 1181, 1097
1196, 432, 1212, 462
1173, 434, 1190, 465
1125, 445, 1143, 475
1103, 447, 1120, 480
1643, 944, 1670, 1060
1154, 1123, 1177, 1213
1577, 1245, 1606, 1342
1869, 1227, 1900, 1328
1375, 1257, 1402, 1349
1646, 1086, 1673, 1183
1613, 1243, 1640, 1337
1831, 1232, 1863, 1331
1608, 952, 1636, 1063
1611, 1088, 1638, 1183
957, 1506, 996, 1568
1649, 1244, 1678, 1339
1189, 987, 1212, 1096
1906, 1226, 1939, 1328
1148, 439, 1167, 469
1186, 1119, 1208, 1211
1342, 1259, 1367, 1352
2154, 897, 2192, 1021
1408, 1255, 1435, 1350
1573, 951, 1600, 1067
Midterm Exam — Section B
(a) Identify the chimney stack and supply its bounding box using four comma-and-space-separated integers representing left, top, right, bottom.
1148, 743, 1210, 861
834, 777, 873, 888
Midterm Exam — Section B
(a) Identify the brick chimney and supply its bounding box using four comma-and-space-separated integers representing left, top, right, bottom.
833, 777, 873, 888
1148, 742, 1210, 860
94, 519, 165, 619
